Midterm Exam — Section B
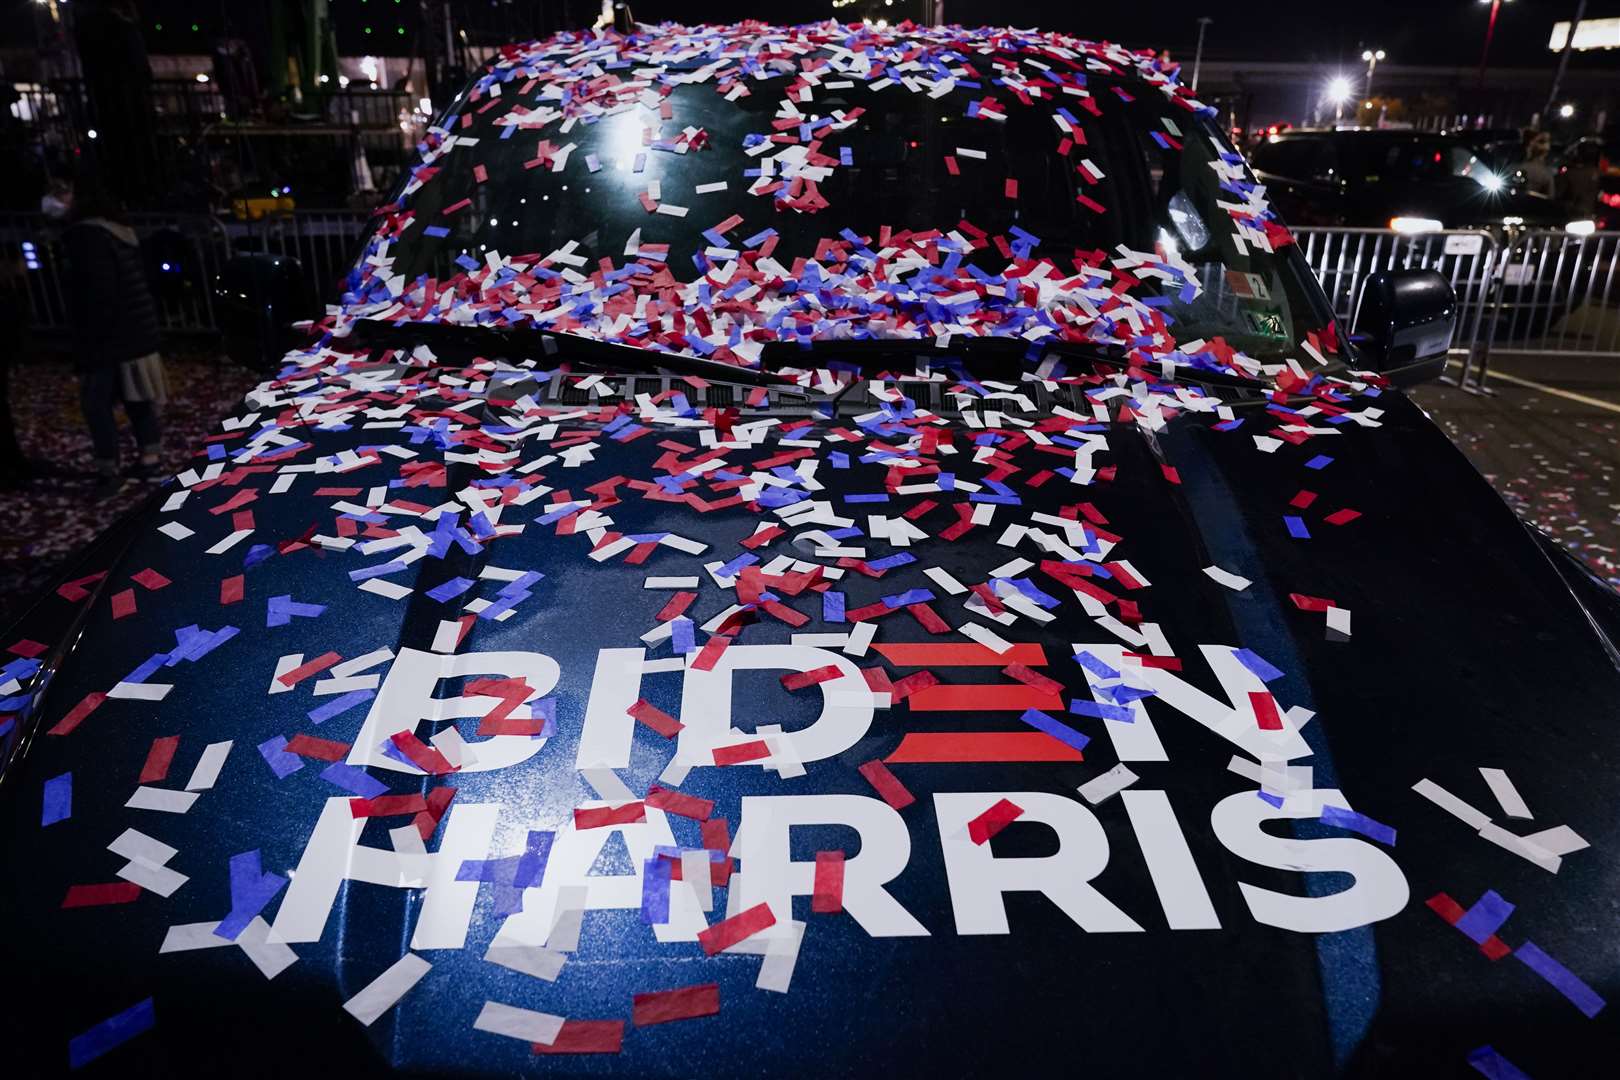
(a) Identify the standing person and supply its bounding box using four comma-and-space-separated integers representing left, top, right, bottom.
1516, 131, 1557, 198
62, 177, 166, 497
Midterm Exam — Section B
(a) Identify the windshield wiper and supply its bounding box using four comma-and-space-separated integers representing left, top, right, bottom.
347, 319, 797, 389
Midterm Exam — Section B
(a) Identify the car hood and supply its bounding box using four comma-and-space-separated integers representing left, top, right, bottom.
3, 356, 1618, 1077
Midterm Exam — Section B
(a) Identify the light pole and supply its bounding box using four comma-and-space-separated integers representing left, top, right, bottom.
1477, 0, 1513, 89
1361, 49, 1385, 101
1542, 0, 1587, 127
1191, 16, 1213, 92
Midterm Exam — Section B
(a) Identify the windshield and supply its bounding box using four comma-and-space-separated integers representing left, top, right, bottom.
345, 24, 1338, 379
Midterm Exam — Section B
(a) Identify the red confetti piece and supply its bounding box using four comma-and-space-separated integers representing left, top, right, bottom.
1250, 691, 1283, 730
632, 983, 720, 1027
1324, 508, 1362, 526
1004, 177, 1019, 199
701, 818, 734, 887
284, 734, 352, 761
109, 589, 136, 620
1160, 464, 1181, 485
62, 883, 142, 908
138, 735, 180, 784
857, 759, 916, 809
1289, 490, 1318, 509
9, 638, 47, 658
350, 795, 430, 818
906, 602, 951, 634
1290, 593, 1335, 612
131, 568, 170, 591
645, 785, 713, 821
277, 651, 343, 687
1002, 662, 1064, 696
812, 851, 845, 913
532, 1020, 624, 1055
780, 665, 842, 691
890, 670, 940, 702
628, 699, 683, 738
655, 591, 697, 621
690, 634, 732, 672
712, 740, 771, 766
967, 797, 1025, 844
574, 802, 646, 829
48, 692, 107, 736
697, 901, 776, 956
414, 786, 457, 841
389, 731, 458, 774
220, 575, 245, 605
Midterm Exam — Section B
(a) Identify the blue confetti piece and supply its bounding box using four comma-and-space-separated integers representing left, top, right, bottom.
257, 735, 303, 779
216, 850, 289, 941
1069, 698, 1135, 723
1514, 941, 1607, 1018
640, 855, 672, 924
823, 591, 846, 623
1466, 1045, 1533, 1080
1319, 804, 1397, 847
1284, 515, 1311, 539
319, 760, 389, 798
1072, 650, 1121, 681
426, 576, 476, 603
1019, 709, 1091, 753
308, 688, 374, 724
1305, 454, 1333, 470
1232, 648, 1284, 684
41, 772, 71, 826
69, 998, 156, 1069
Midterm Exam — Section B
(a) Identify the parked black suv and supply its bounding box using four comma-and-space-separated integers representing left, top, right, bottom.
1250, 129, 1568, 231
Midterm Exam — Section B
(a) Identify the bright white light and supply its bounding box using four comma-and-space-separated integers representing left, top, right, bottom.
1477, 171, 1504, 193
86, 128, 97, 140
1502, 216, 1525, 226
1389, 216, 1443, 234
1565, 219, 1597, 236
195, 73, 210, 83
1558, 103, 1576, 119
1326, 76, 1354, 105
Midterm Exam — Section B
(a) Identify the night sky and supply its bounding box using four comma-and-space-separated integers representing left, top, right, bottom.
48, 1, 1620, 73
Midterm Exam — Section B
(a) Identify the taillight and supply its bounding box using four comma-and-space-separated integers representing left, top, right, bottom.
1599, 191, 1620, 209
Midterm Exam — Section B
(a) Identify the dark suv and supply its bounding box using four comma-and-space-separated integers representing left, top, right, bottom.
1249, 129, 1567, 230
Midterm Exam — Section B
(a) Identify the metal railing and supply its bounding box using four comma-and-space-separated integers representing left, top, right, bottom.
1489, 230, 1620, 357
0, 210, 372, 336
1297, 225, 1620, 388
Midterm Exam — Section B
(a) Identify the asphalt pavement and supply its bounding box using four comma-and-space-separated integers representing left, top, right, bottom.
1417, 351, 1620, 588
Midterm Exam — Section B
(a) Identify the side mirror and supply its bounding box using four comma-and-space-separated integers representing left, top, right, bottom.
214, 253, 316, 369
1350, 268, 1456, 386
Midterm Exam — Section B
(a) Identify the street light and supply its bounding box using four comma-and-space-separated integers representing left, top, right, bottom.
1325, 75, 1354, 124
1361, 48, 1385, 100
1477, 0, 1514, 89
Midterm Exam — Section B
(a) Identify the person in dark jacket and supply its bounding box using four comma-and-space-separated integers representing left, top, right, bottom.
62, 178, 166, 497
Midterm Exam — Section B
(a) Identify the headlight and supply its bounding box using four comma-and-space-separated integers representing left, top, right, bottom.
1476, 171, 1504, 193
1390, 216, 1444, 235
1565, 219, 1597, 236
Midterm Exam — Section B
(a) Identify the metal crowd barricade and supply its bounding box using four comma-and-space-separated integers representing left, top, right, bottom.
1487, 229, 1620, 359
0, 210, 373, 337
218, 210, 374, 310
0, 212, 232, 335
1294, 227, 1501, 390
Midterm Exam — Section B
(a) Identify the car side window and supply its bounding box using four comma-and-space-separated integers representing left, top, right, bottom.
1251, 138, 1333, 183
